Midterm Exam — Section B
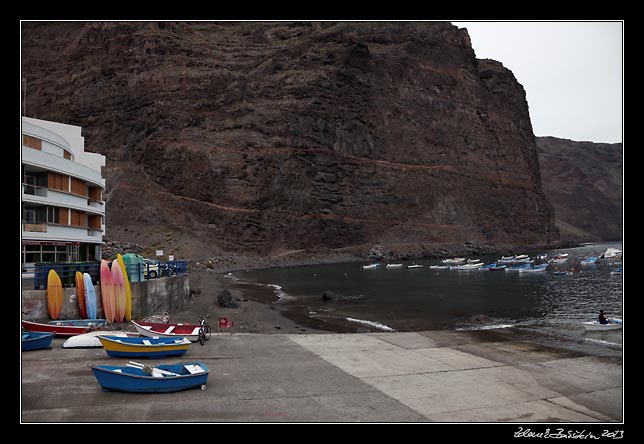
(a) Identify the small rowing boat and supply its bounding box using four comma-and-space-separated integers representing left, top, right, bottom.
91, 361, 210, 393
22, 331, 55, 351
22, 320, 90, 337
98, 335, 192, 358
131, 320, 202, 342
582, 319, 622, 331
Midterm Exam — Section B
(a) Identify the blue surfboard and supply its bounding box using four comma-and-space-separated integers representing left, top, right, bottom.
83, 273, 98, 320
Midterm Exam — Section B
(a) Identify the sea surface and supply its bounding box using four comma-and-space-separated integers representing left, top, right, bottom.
230, 242, 623, 348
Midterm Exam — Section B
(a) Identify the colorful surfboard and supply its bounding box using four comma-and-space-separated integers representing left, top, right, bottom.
46, 269, 63, 320
100, 260, 115, 323
83, 272, 97, 320
75, 271, 87, 319
112, 259, 126, 323
117, 254, 132, 321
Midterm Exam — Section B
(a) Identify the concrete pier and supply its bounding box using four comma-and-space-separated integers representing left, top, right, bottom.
20, 328, 622, 423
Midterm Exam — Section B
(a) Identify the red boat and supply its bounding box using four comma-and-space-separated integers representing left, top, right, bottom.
131, 320, 202, 342
22, 320, 90, 337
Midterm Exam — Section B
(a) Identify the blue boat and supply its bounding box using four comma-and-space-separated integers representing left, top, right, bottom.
98, 335, 191, 358
22, 331, 55, 351
91, 361, 210, 393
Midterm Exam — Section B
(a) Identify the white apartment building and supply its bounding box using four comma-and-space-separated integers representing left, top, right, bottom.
21, 117, 106, 266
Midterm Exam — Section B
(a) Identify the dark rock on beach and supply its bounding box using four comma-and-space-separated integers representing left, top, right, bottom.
217, 289, 241, 309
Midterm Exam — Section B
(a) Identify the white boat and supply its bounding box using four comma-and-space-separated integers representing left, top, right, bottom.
441, 258, 466, 265
581, 257, 598, 266
385, 263, 403, 269
518, 264, 548, 273
362, 263, 380, 270
602, 248, 622, 259
457, 262, 483, 271
429, 265, 450, 270
506, 264, 532, 272
582, 319, 622, 331
548, 254, 569, 265
62, 331, 134, 348
407, 264, 423, 269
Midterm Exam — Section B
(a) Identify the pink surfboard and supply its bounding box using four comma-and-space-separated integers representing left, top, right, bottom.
111, 259, 126, 323
100, 260, 115, 323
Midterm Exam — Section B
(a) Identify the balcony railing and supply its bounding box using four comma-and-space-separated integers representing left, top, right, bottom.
23, 222, 47, 232
22, 183, 48, 197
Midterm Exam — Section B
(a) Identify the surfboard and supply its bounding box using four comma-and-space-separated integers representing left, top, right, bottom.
116, 254, 133, 321
100, 260, 115, 323
46, 269, 63, 320
112, 259, 126, 323
75, 271, 87, 319
83, 273, 97, 320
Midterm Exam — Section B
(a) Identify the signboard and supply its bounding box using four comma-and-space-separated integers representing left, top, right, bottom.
156, 250, 164, 257
168, 255, 174, 261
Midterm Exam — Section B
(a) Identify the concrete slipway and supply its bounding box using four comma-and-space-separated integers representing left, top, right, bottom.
20, 329, 622, 423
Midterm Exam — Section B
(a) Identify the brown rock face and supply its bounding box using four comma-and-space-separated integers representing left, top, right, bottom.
21, 21, 558, 256
537, 137, 622, 242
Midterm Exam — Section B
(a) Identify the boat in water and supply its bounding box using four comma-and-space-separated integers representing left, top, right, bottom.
362, 263, 380, 270
583, 319, 622, 331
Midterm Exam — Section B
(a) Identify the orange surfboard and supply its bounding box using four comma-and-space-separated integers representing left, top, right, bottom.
116, 254, 132, 321
46, 269, 63, 320
75, 271, 87, 319
112, 259, 126, 323
100, 260, 115, 323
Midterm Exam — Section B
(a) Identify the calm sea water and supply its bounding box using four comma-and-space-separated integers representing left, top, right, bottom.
231, 242, 623, 346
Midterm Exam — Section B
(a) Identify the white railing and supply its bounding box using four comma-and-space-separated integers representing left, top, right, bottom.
22, 183, 48, 197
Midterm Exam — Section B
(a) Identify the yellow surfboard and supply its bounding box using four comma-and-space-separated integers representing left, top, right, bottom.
47, 269, 63, 320
117, 254, 132, 321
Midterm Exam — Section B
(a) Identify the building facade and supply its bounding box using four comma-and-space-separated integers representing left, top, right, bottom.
21, 117, 106, 266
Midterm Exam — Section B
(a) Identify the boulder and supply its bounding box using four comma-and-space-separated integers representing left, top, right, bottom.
217, 289, 240, 309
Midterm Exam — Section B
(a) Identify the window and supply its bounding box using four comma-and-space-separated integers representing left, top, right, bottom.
47, 206, 60, 224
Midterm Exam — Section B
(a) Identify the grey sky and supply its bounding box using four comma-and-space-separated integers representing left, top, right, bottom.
452, 21, 623, 144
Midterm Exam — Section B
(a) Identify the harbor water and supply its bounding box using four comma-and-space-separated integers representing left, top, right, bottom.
231, 242, 623, 348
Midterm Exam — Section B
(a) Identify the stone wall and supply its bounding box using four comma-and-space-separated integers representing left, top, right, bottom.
21, 275, 190, 322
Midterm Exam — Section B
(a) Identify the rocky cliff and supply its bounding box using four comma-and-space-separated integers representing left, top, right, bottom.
21, 21, 558, 258
537, 137, 622, 242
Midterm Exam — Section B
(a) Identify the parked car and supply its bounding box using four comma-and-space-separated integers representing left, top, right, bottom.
143, 259, 160, 279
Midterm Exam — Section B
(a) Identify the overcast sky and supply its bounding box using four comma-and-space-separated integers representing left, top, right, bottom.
452, 21, 623, 144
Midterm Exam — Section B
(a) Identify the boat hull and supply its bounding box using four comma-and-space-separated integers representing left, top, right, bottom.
91, 362, 209, 393
22, 320, 90, 337
22, 332, 55, 351
131, 320, 201, 342
583, 319, 622, 331
98, 335, 191, 358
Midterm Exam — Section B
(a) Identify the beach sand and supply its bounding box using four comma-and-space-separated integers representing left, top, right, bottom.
166, 271, 354, 335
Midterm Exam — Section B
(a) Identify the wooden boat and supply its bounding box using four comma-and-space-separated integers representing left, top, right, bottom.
91, 361, 209, 393
407, 264, 423, 269
62, 331, 134, 349
456, 262, 483, 271
362, 263, 380, 270
22, 331, 55, 351
488, 265, 507, 272
429, 265, 450, 270
441, 258, 466, 265
98, 335, 192, 358
583, 319, 622, 331
385, 263, 403, 269
131, 320, 202, 342
22, 320, 90, 337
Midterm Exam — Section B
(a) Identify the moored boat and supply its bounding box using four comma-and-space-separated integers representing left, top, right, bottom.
440, 258, 466, 265
518, 264, 548, 273
362, 263, 380, 270
48, 319, 108, 328
131, 320, 202, 342
22, 331, 55, 351
582, 319, 622, 331
407, 264, 423, 269
385, 263, 403, 269
91, 361, 210, 393
22, 319, 90, 337
98, 335, 192, 358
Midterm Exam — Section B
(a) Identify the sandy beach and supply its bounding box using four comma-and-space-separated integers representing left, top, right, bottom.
167, 270, 351, 335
